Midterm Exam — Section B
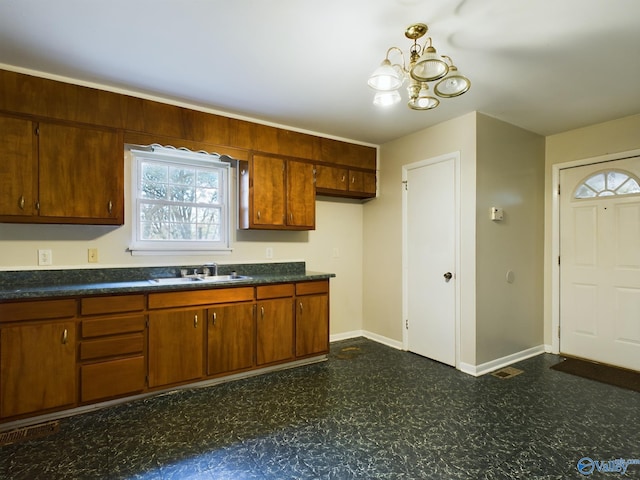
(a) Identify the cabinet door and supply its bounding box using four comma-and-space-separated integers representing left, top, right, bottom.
315, 165, 348, 192
148, 309, 204, 388
1, 321, 76, 418
296, 294, 329, 357
256, 298, 294, 365
207, 303, 255, 375
348, 170, 376, 197
286, 160, 315, 228
251, 155, 285, 227
0, 115, 37, 217
38, 122, 124, 224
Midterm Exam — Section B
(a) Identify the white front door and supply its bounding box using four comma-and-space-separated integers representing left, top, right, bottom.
404, 154, 458, 366
559, 156, 640, 371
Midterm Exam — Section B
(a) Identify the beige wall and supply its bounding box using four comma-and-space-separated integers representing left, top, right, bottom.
363, 112, 477, 363
544, 113, 640, 345
364, 112, 545, 368
0, 153, 366, 338
475, 114, 545, 364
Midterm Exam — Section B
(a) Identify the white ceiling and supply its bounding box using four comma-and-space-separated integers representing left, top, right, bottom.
1, 0, 639, 145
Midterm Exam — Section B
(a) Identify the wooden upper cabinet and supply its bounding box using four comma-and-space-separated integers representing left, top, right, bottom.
348, 170, 377, 197
0, 115, 37, 217
320, 137, 376, 170
251, 155, 286, 227
38, 122, 124, 224
239, 155, 315, 230
315, 165, 348, 193
315, 164, 376, 199
286, 160, 315, 228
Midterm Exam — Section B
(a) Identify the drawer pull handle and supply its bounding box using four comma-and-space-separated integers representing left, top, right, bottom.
19, 195, 25, 210
261, 306, 265, 318
107, 200, 113, 214
194, 314, 198, 328
212, 312, 217, 326
61, 328, 68, 345
257, 210, 261, 220
341, 175, 345, 183
299, 302, 303, 314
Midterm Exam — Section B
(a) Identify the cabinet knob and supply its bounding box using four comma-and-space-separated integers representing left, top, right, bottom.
61, 328, 68, 345
19, 195, 25, 210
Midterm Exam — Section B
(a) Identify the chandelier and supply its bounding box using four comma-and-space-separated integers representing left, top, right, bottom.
367, 23, 471, 110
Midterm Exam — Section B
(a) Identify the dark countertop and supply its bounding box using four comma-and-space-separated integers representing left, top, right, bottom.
0, 262, 334, 301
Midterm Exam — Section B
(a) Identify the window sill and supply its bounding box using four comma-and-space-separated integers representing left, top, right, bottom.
128, 247, 232, 256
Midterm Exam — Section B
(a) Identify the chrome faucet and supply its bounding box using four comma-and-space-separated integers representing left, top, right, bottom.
203, 262, 218, 276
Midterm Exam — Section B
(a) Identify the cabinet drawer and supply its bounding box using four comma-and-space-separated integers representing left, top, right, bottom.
256, 283, 295, 299
82, 315, 145, 338
295, 280, 329, 296
148, 287, 254, 309
81, 295, 145, 316
80, 334, 144, 361
0, 299, 76, 323
80, 356, 145, 403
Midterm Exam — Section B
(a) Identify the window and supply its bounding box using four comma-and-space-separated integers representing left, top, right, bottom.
129, 145, 231, 255
574, 169, 640, 199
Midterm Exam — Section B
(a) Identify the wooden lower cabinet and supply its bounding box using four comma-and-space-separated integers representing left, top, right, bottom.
256, 297, 294, 366
0, 320, 76, 418
296, 294, 329, 357
295, 281, 330, 358
148, 309, 204, 388
207, 303, 255, 375
79, 312, 146, 403
0, 279, 330, 425
81, 356, 145, 403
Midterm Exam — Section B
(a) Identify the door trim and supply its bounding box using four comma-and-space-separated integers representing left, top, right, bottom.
401, 151, 461, 368
551, 148, 640, 354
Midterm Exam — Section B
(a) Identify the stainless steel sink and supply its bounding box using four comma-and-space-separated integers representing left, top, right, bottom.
149, 275, 251, 285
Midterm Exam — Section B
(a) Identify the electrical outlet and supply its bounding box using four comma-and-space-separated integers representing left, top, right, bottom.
38, 249, 52, 266
88, 248, 98, 263
266, 247, 273, 259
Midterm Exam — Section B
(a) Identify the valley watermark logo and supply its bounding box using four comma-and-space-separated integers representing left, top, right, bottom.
577, 457, 640, 476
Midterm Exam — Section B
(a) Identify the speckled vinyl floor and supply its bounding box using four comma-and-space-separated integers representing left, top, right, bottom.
2, 337, 639, 479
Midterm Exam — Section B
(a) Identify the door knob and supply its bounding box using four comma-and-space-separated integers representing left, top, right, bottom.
444, 272, 453, 282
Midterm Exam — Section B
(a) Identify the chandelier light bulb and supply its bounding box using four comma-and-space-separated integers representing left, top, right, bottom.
373, 90, 402, 107
434, 65, 471, 98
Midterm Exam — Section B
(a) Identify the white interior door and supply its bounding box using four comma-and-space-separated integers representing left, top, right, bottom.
560, 157, 640, 371
404, 155, 457, 366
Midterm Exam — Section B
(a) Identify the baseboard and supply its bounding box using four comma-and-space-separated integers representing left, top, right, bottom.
330, 330, 364, 343
459, 345, 546, 377
330, 330, 403, 350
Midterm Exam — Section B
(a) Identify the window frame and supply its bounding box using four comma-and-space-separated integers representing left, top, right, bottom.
573, 168, 640, 199
128, 145, 232, 256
